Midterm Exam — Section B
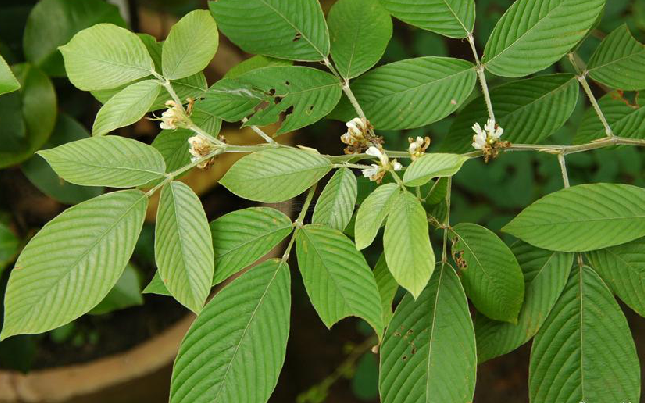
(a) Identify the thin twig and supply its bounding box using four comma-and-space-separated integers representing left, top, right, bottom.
442, 177, 452, 264
242, 117, 275, 143
558, 153, 570, 188
467, 33, 495, 122
322, 57, 367, 121
568, 53, 614, 138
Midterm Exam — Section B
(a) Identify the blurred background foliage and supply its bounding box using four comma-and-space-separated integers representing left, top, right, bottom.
0, 0, 643, 402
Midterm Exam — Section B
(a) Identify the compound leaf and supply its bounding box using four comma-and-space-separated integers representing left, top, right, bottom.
38, 135, 166, 188
296, 225, 383, 337
220, 148, 331, 203
155, 181, 214, 313
503, 184, 645, 252
170, 259, 290, 403
1, 190, 147, 339
211, 207, 292, 285
482, 0, 605, 77
379, 264, 476, 403
451, 223, 524, 323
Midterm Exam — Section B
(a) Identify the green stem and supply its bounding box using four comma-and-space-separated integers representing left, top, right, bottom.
441, 177, 452, 264
467, 33, 495, 122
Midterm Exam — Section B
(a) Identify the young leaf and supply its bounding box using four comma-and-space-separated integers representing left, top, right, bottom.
143, 271, 171, 296
328, 0, 392, 78
59, 24, 155, 91
379, 0, 475, 38
403, 153, 468, 187
0, 55, 20, 95
384, 191, 435, 298
90, 264, 143, 315
170, 259, 290, 403
529, 266, 640, 403
162, 10, 218, 80
574, 92, 645, 144
312, 168, 357, 231
208, 0, 329, 61
296, 225, 383, 336
201, 66, 342, 134
482, 0, 605, 77
588, 24, 645, 91
220, 148, 332, 203
155, 181, 214, 313
330, 57, 476, 130
451, 223, 524, 323
379, 264, 476, 403
23, 0, 126, 77
355, 183, 400, 250
440, 74, 579, 152
38, 135, 166, 188
503, 184, 645, 252
588, 237, 645, 317
373, 254, 398, 329
475, 243, 573, 362
92, 79, 161, 136
1, 190, 147, 339
211, 207, 292, 285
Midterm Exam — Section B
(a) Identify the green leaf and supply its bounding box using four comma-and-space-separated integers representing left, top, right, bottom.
38, 135, 166, 188
451, 223, 524, 323
529, 266, 640, 403
170, 259, 290, 403
379, 264, 476, 403
220, 148, 332, 203
379, 0, 475, 38
211, 207, 292, 285
328, 0, 392, 78
0, 64, 57, 168
440, 74, 579, 152
0, 54, 19, 95
23, 0, 126, 77
482, 0, 605, 77
384, 191, 435, 298
574, 92, 645, 144
162, 10, 218, 80
151, 130, 193, 173
92, 80, 161, 136
155, 181, 214, 313
588, 24, 645, 91
224, 56, 292, 79
296, 225, 383, 336
0, 223, 19, 273
373, 254, 398, 329
22, 114, 103, 205
355, 183, 399, 250
475, 242, 573, 362
588, 237, 645, 317
403, 153, 468, 187
503, 184, 645, 252
143, 271, 171, 296
330, 57, 476, 130
1, 190, 147, 339
312, 168, 357, 231
60, 24, 155, 91
202, 66, 342, 135
208, 0, 329, 61
90, 264, 143, 315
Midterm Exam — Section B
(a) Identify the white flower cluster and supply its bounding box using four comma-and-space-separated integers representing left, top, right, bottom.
341, 117, 371, 154
362, 146, 402, 182
472, 118, 503, 150
188, 134, 214, 169
408, 136, 430, 160
160, 100, 183, 130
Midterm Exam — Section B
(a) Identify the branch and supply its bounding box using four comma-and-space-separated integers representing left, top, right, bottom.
322, 57, 367, 121
558, 153, 570, 188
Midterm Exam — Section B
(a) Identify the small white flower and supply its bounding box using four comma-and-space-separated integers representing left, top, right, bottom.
160, 100, 182, 130
366, 146, 389, 166
392, 160, 403, 171
472, 118, 503, 150
362, 164, 380, 179
188, 135, 214, 168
